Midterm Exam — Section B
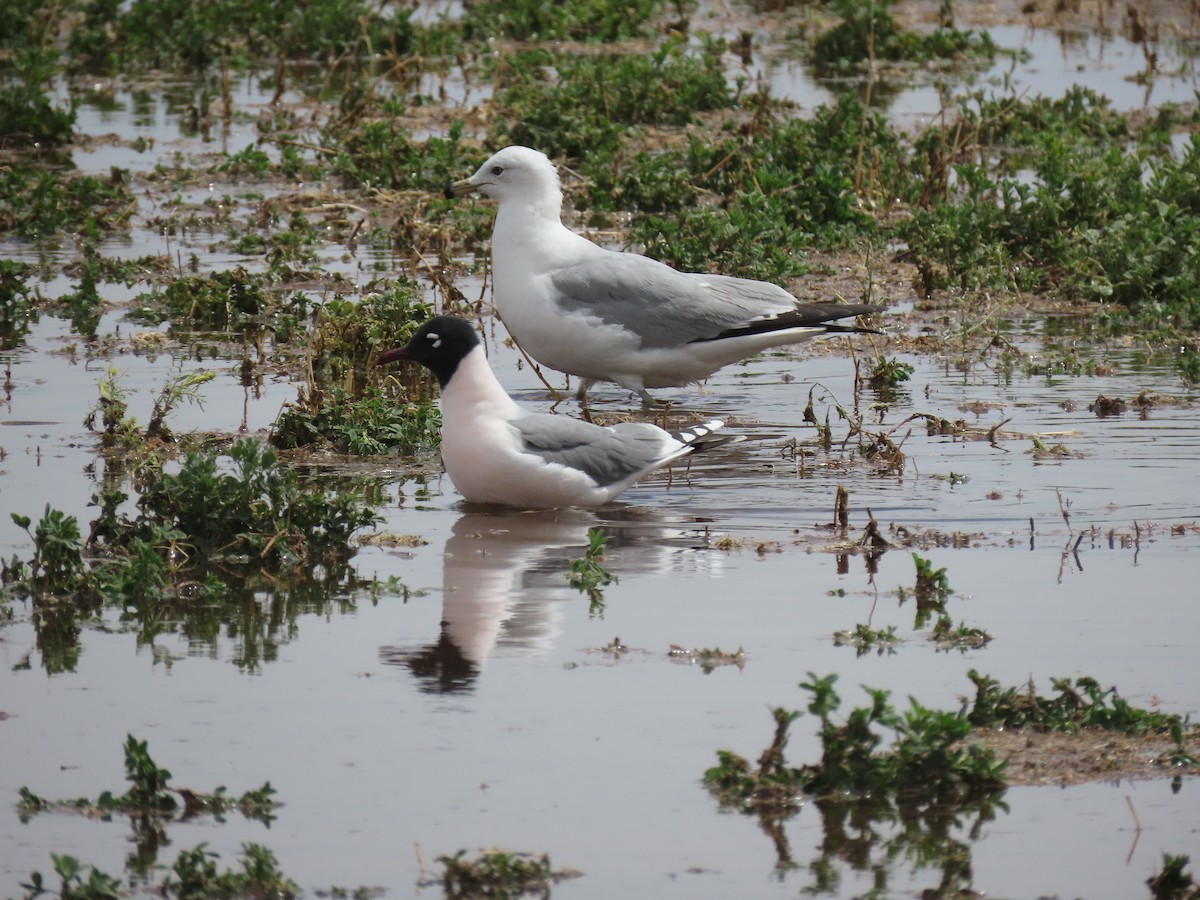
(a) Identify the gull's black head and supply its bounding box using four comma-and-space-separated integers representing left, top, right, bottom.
377, 316, 481, 389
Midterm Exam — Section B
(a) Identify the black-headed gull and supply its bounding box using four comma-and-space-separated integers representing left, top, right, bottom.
449, 145, 882, 402
377, 316, 739, 508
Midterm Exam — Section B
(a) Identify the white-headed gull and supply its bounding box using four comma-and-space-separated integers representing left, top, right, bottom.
377, 316, 739, 508
449, 145, 882, 402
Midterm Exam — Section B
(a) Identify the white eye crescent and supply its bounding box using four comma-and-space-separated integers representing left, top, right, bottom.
427, 332, 442, 348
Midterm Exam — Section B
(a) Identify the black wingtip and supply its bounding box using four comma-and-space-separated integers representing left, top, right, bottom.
443, 183, 455, 200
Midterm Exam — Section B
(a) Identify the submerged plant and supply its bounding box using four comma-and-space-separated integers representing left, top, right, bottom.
833, 623, 900, 657
439, 849, 571, 898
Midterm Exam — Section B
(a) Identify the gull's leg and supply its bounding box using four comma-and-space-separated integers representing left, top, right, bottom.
638, 389, 660, 406
578, 389, 595, 424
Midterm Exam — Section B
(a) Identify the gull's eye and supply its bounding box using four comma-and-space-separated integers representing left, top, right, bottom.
427, 332, 442, 348
490, 165, 503, 176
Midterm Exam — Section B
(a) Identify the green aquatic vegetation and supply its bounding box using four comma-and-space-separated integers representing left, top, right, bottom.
164, 843, 299, 899
581, 148, 698, 216
0, 45, 76, 145
271, 283, 437, 452
798, 673, 1007, 801
464, 0, 664, 42
439, 849, 570, 899
868, 355, 914, 387
901, 115, 1200, 328
140, 439, 381, 568
307, 285, 432, 397
19, 734, 280, 823
493, 40, 731, 158
19, 842, 298, 900
271, 386, 441, 455
1179, 349, 1200, 386
631, 196, 810, 282
0, 163, 136, 240
833, 623, 899, 657
912, 552, 952, 604
84, 368, 215, 450
705, 707, 807, 812
329, 118, 471, 192
86, 0, 414, 73
126, 267, 309, 337
83, 367, 140, 450
18, 853, 122, 900
0, 258, 39, 349
930, 615, 992, 652
8, 506, 87, 597
1148, 854, 1196, 900
813, 0, 996, 70
567, 527, 618, 594
965, 670, 1197, 748
706, 673, 1007, 812
954, 86, 1130, 149
622, 94, 899, 275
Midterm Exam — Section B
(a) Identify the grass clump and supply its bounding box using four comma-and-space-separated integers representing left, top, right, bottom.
492, 39, 731, 159
0, 163, 136, 240
966, 670, 1197, 745
439, 849, 574, 898
619, 94, 900, 278
19, 733, 279, 822
813, 0, 996, 71
67, 0, 415, 74
140, 439, 381, 567
270, 284, 441, 454
271, 386, 441, 455
329, 120, 471, 193
463, 0, 666, 42
567, 527, 618, 593
126, 268, 308, 337
706, 673, 1007, 810
0, 46, 76, 145
833, 623, 900, 656
900, 95, 1200, 330
1148, 854, 1198, 900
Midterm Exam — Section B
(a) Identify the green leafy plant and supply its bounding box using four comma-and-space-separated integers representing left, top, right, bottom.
492, 39, 731, 159
464, 0, 663, 42
706, 673, 1007, 812
1147, 853, 1197, 900
966, 670, 1199, 755
567, 528, 618, 606
9, 507, 87, 596
833, 623, 900, 656
19, 734, 280, 824
868, 356, 914, 388
164, 843, 299, 899
439, 849, 570, 898
139, 439, 381, 568
912, 552, 952, 604
18, 853, 122, 900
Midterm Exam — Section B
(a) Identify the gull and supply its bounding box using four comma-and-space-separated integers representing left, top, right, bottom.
449, 145, 881, 403
377, 316, 740, 508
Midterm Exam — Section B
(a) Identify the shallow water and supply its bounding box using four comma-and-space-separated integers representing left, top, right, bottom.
3, 7, 1200, 898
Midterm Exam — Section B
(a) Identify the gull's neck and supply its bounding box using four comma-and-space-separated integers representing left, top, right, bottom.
495, 180, 565, 233
440, 345, 519, 420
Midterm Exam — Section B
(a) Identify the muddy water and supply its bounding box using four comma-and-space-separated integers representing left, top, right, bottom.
4, 14, 1200, 900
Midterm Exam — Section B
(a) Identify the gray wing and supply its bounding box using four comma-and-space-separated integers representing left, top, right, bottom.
549, 249, 798, 348
515, 414, 672, 487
